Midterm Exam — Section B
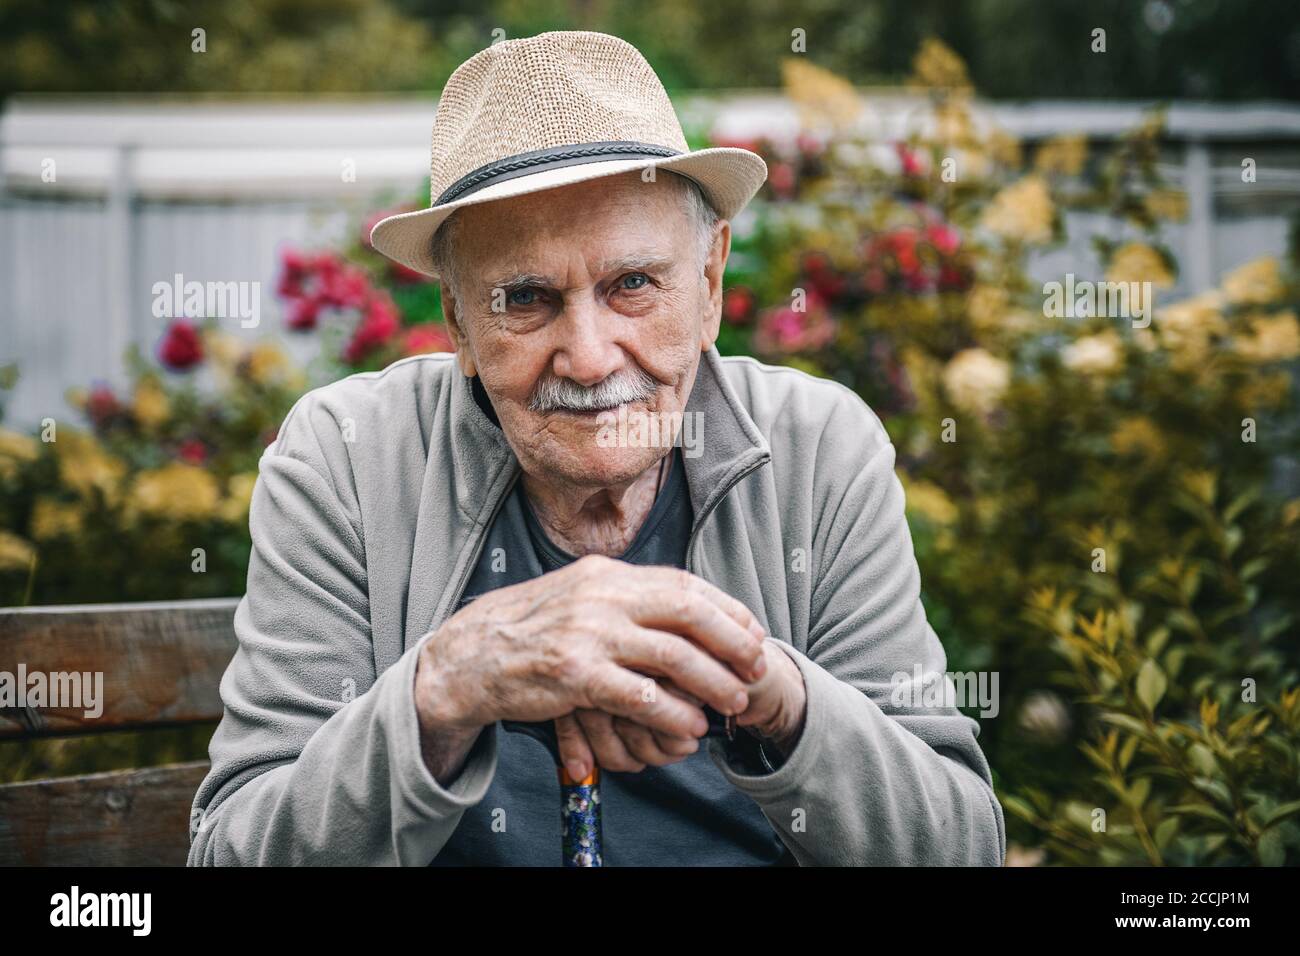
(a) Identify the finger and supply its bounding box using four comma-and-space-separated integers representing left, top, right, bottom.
575, 708, 644, 773
613, 716, 697, 766
612, 626, 750, 716
555, 713, 595, 781
628, 581, 766, 682
584, 664, 709, 739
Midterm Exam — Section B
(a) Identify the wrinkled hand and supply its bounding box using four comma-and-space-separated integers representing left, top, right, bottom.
555, 635, 806, 778
416, 556, 767, 767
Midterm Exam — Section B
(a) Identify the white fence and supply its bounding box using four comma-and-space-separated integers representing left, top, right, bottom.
2, 95, 1299, 428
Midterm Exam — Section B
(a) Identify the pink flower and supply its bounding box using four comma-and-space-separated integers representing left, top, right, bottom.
896, 143, 924, 177
343, 295, 401, 364
926, 222, 961, 256
158, 320, 204, 371
402, 324, 454, 356
177, 438, 208, 465
753, 292, 836, 355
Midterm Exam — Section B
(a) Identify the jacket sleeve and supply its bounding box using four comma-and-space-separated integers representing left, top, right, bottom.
709, 394, 1006, 866
187, 394, 498, 866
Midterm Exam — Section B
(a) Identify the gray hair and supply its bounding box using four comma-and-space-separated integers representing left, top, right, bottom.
429, 170, 719, 315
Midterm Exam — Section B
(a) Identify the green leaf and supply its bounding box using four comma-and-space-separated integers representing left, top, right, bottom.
1154, 816, 1179, 850
1099, 712, 1150, 738
999, 795, 1038, 824
1262, 800, 1300, 830
1136, 659, 1167, 712
1258, 828, 1285, 866
1167, 804, 1234, 830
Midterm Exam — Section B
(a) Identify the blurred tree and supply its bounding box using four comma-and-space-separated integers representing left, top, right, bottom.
0, 0, 434, 97
1, 1, 1297, 98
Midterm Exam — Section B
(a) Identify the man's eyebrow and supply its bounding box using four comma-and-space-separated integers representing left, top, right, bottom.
488, 272, 552, 293
484, 254, 676, 292
594, 253, 675, 274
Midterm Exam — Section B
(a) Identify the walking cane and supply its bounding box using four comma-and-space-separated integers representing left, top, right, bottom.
503, 706, 735, 867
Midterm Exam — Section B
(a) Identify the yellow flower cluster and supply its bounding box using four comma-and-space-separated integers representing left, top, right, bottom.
909, 38, 972, 93
1234, 311, 1300, 363
1106, 243, 1174, 288
1221, 257, 1285, 305
30, 498, 85, 540
1144, 189, 1188, 222
133, 378, 170, 429
127, 462, 221, 523
56, 431, 127, 505
943, 348, 1011, 415
980, 176, 1055, 244
1062, 330, 1124, 376
1034, 134, 1088, 177
0, 427, 38, 481
218, 472, 259, 524
0, 530, 36, 572
781, 58, 863, 131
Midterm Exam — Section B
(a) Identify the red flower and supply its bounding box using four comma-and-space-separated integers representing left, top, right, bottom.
723, 286, 756, 325
388, 260, 431, 285
343, 295, 401, 364
926, 222, 962, 256
896, 143, 924, 177
319, 262, 370, 310
402, 324, 454, 356
177, 438, 208, 465
287, 295, 322, 331
277, 249, 310, 298
159, 320, 204, 371
768, 162, 797, 199
85, 385, 121, 429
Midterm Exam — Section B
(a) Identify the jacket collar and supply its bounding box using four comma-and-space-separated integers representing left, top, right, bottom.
447, 345, 772, 523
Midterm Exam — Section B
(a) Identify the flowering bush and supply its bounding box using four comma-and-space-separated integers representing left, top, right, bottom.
1, 40, 1297, 863
713, 42, 1300, 865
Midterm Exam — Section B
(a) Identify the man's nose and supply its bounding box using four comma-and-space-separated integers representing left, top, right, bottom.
550, 298, 624, 386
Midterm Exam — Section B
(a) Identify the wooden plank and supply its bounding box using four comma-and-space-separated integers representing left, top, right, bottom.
0, 598, 239, 738
0, 761, 209, 865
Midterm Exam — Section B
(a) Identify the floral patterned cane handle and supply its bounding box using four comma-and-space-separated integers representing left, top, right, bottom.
559, 765, 603, 867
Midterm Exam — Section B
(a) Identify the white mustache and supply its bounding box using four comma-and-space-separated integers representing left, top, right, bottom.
529, 365, 660, 413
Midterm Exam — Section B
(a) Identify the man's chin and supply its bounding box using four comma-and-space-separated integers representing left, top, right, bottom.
545, 443, 667, 488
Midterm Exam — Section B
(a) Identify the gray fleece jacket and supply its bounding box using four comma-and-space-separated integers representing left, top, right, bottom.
187, 346, 1006, 866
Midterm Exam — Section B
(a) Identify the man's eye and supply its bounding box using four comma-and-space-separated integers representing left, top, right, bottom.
620, 273, 650, 291
508, 288, 539, 306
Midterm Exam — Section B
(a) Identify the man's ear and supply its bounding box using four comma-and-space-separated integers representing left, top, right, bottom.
700, 219, 732, 352
440, 282, 477, 377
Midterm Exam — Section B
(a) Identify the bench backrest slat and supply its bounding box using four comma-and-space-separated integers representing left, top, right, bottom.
0, 761, 210, 865
0, 598, 240, 738
1, 599, 242, 865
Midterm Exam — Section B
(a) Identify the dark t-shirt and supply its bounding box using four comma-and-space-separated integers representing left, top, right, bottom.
430, 395, 787, 865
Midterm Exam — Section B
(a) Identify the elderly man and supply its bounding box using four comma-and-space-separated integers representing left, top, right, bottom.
188, 30, 1005, 866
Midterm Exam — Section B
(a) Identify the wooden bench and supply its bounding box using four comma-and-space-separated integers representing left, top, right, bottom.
0, 598, 239, 865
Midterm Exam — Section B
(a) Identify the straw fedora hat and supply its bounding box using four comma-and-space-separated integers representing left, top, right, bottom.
369, 30, 768, 279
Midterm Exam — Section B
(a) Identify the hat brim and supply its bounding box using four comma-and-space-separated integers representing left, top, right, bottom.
368, 147, 767, 280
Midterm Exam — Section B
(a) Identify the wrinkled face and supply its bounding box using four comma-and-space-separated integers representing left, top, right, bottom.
441, 171, 729, 488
